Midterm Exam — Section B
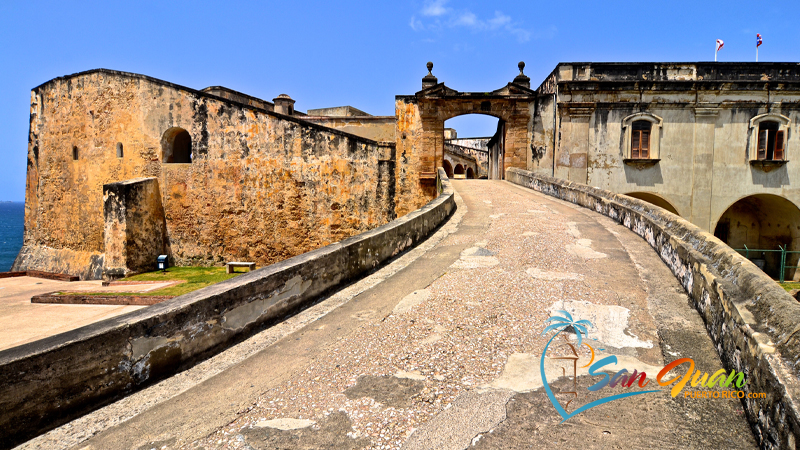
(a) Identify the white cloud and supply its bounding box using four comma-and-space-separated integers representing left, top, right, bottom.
410, 15, 424, 31
454, 11, 477, 27
410, 5, 545, 44
422, 0, 449, 17
487, 12, 511, 29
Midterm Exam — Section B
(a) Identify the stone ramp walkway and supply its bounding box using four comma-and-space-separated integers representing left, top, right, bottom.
28, 180, 755, 450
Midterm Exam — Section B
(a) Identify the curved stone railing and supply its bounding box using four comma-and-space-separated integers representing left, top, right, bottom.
0, 168, 455, 449
507, 167, 800, 449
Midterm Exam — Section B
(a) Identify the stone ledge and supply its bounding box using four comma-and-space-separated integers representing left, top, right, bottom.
31, 292, 173, 306
0, 270, 79, 282
0, 168, 455, 448
506, 167, 800, 449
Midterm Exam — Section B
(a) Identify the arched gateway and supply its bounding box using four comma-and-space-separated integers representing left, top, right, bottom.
393, 62, 535, 213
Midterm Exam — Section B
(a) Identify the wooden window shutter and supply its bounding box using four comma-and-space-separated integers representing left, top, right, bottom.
775, 130, 785, 160
641, 129, 650, 159
757, 129, 768, 160
631, 130, 640, 158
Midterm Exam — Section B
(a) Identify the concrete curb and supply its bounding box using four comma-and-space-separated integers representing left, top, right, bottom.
506, 167, 800, 449
0, 168, 455, 449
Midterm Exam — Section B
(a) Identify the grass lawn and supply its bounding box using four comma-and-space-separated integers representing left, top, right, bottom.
59, 267, 243, 297
779, 282, 800, 293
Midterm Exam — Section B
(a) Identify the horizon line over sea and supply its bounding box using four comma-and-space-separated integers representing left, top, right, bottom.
0, 201, 24, 271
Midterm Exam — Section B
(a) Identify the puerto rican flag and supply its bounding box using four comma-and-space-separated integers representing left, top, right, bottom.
716, 39, 724, 52
757, 34, 763, 47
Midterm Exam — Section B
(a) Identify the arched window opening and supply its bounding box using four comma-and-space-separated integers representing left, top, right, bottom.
162, 128, 192, 163
116, 142, 124, 158
72, 146, 78, 161
442, 159, 454, 178
631, 121, 652, 159
757, 121, 784, 161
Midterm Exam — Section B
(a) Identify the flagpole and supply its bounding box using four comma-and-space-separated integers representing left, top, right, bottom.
757, 46, 759, 62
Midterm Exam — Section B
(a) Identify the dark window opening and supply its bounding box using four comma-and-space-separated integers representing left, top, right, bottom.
33, 146, 39, 162
757, 121, 784, 161
116, 142, 124, 158
72, 146, 78, 161
162, 128, 192, 163
631, 121, 651, 159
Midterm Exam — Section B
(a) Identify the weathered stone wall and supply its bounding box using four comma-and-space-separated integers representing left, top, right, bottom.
0, 168, 455, 449
394, 96, 433, 217
13, 69, 413, 279
102, 177, 167, 278
300, 116, 395, 142
508, 167, 800, 449
531, 62, 800, 236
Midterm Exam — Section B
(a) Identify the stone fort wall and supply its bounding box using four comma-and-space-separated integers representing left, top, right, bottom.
13, 69, 409, 279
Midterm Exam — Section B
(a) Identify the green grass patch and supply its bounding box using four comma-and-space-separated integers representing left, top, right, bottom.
779, 282, 800, 292
56, 267, 243, 298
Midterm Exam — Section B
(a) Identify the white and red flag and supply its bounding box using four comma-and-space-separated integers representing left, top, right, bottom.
716, 39, 724, 52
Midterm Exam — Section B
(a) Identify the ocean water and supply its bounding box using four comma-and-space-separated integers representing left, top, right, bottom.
0, 202, 24, 272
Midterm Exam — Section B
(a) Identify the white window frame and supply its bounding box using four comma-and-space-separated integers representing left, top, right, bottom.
749, 113, 790, 161
621, 113, 663, 160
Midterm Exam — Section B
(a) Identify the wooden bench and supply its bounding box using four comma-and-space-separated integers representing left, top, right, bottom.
225, 262, 257, 274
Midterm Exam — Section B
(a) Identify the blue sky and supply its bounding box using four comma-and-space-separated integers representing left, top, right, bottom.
0, 0, 794, 200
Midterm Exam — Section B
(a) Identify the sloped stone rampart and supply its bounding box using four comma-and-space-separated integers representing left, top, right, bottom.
507, 167, 800, 449
0, 169, 454, 449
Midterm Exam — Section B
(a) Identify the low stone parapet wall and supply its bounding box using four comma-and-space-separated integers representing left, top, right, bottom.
0, 168, 455, 449
506, 167, 800, 449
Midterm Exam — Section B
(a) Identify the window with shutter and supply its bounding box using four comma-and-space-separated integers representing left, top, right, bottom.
631, 121, 652, 159
757, 129, 768, 160
775, 130, 785, 160
640, 129, 650, 159
757, 121, 780, 160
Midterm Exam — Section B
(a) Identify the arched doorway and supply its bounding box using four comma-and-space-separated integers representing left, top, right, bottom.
162, 127, 192, 163
444, 113, 498, 180
454, 164, 465, 179
714, 194, 800, 279
624, 192, 680, 216
466, 167, 475, 179
442, 159, 454, 178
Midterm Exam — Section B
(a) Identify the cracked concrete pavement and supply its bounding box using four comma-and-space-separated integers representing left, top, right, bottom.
19, 180, 757, 450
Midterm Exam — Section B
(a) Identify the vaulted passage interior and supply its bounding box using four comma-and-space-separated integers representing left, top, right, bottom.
714, 194, 800, 280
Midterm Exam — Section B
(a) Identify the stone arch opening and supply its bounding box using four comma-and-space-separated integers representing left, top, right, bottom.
443, 113, 498, 180
714, 194, 800, 279
72, 146, 78, 161
116, 142, 124, 158
454, 164, 465, 178
624, 192, 680, 216
442, 159, 454, 178
162, 128, 192, 163
466, 167, 475, 179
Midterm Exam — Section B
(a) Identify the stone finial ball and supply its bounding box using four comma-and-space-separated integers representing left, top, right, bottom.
518, 61, 525, 74
427, 62, 434, 73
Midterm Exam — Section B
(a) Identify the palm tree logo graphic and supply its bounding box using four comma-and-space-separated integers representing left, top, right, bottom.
539, 310, 660, 422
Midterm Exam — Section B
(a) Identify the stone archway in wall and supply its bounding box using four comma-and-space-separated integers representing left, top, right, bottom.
442, 159, 454, 178
713, 194, 800, 280
625, 192, 680, 216
397, 62, 536, 182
